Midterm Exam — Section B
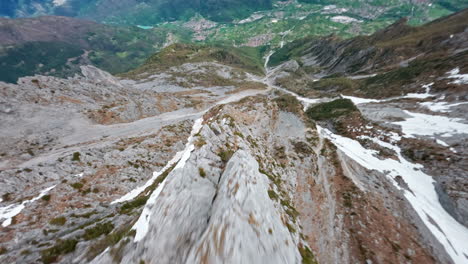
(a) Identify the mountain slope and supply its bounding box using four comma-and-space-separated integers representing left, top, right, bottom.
0, 7, 468, 264
267, 7, 468, 240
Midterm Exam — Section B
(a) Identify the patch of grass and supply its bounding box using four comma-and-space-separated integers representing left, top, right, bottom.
274, 94, 302, 114
198, 167, 206, 178
87, 222, 136, 261
41, 239, 78, 264
124, 44, 265, 79
21, 249, 31, 255
70, 182, 84, 190
259, 168, 281, 187
194, 137, 207, 148
234, 131, 244, 139
310, 77, 360, 92
81, 188, 92, 195
120, 196, 148, 215
281, 199, 299, 221
218, 148, 235, 163
247, 136, 258, 148
71, 152, 81, 162
306, 99, 358, 121
83, 221, 114, 241
49, 216, 67, 226
71, 211, 97, 219
299, 245, 318, 264
285, 221, 296, 233
0, 247, 7, 255
267, 189, 279, 201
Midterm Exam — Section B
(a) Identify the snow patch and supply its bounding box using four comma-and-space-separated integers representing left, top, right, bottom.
341, 95, 384, 105
447, 67, 468, 84
404, 83, 434, 99
420, 101, 468, 113
0, 185, 56, 227
435, 139, 449, 147
393, 110, 468, 138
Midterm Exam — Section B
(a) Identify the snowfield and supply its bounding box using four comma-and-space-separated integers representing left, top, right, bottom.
318, 126, 468, 264
393, 110, 468, 138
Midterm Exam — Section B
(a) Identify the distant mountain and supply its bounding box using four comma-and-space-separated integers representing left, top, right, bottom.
0, 16, 170, 83
0, 0, 274, 23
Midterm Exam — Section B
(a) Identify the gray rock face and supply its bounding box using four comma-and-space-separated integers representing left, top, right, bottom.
0, 62, 271, 263
92, 96, 306, 264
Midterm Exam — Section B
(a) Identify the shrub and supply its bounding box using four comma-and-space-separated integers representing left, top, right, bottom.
72, 152, 81, 162
70, 182, 84, 190
198, 167, 206, 178
41, 194, 51, 202
49, 216, 67, 226
306, 99, 358, 121
2, 193, 12, 202
41, 239, 78, 264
